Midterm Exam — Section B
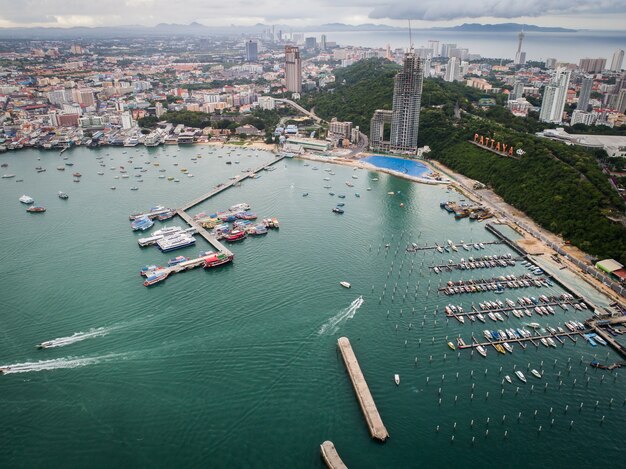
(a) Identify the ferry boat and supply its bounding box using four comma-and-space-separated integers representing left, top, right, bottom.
224, 230, 247, 242
19, 194, 34, 204
167, 256, 189, 266
57, 191, 69, 199
157, 234, 196, 252
131, 216, 154, 231
515, 370, 527, 383
531, 369, 542, 379
143, 270, 169, 287
26, 206, 46, 213
203, 252, 234, 269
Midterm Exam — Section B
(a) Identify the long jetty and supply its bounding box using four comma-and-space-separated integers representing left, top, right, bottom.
176, 209, 232, 256
337, 337, 389, 442
320, 441, 348, 469
459, 330, 588, 352
405, 240, 502, 252
180, 155, 285, 211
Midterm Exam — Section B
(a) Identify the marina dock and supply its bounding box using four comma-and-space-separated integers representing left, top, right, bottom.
320, 441, 348, 469
588, 316, 626, 358
406, 240, 502, 252
180, 155, 285, 211
129, 207, 174, 221
337, 337, 389, 442
445, 297, 584, 320
459, 330, 589, 352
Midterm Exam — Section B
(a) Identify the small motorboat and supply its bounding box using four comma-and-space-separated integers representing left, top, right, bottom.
476, 345, 487, 357
57, 191, 69, 199
515, 370, 527, 383
19, 194, 34, 204
394, 374, 400, 385
332, 207, 344, 214
340, 281, 351, 289
531, 369, 542, 379
505, 375, 512, 384
447, 341, 456, 350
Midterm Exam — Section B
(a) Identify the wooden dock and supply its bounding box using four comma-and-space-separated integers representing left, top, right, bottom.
430, 257, 524, 271
588, 317, 626, 358
445, 298, 582, 320
337, 337, 389, 442
176, 209, 232, 256
438, 275, 550, 295
180, 155, 285, 211
405, 240, 502, 252
320, 441, 348, 469
460, 330, 588, 352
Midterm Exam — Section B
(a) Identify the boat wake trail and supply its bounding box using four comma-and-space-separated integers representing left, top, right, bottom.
38, 327, 114, 349
319, 296, 364, 335
0, 353, 122, 375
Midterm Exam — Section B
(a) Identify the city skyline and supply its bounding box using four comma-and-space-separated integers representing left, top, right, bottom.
0, 0, 624, 30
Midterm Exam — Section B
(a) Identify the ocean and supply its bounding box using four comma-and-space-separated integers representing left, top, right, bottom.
0, 145, 624, 467
310, 29, 626, 63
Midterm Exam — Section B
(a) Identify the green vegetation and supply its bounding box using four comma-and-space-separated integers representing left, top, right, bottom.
161, 110, 211, 128
308, 58, 626, 264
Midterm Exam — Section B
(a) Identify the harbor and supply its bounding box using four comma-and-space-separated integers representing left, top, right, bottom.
3, 145, 626, 467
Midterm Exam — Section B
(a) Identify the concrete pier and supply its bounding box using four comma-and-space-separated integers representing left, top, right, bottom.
587, 317, 626, 358
337, 337, 389, 442
320, 441, 348, 469
176, 209, 232, 256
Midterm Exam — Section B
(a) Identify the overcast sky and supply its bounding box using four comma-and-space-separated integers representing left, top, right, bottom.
0, 0, 624, 29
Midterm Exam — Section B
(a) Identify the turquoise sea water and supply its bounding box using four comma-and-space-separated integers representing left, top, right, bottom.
361, 155, 430, 178
0, 146, 624, 468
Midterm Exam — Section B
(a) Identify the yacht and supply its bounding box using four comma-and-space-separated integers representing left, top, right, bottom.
19, 195, 34, 204
515, 371, 527, 383
530, 369, 542, 379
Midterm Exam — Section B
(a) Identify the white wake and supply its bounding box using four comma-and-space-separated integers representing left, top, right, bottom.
319, 296, 364, 335
37, 327, 112, 349
1, 353, 121, 375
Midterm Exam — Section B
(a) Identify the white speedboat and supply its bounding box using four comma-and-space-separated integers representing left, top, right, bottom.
340, 281, 351, 289
394, 374, 400, 385
505, 375, 512, 384
531, 369, 542, 379
19, 194, 34, 204
476, 345, 487, 357
515, 370, 527, 383
502, 342, 513, 353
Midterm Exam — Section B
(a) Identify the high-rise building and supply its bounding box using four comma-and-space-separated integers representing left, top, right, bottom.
610, 49, 624, 72
571, 110, 596, 126
577, 75, 593, 111
579, 57, 606, 74
320, 35, 327, 50
545, 58, 557, 69
444, 57, 461, 82
369, 52, 425, 154
441, 43, 456, 59
428, 40, 440, 57
539, 68, 571, 123
617, 89, 626, 114
245, 40, 258, 62
389, 53, 424, 153
305, 37, 317, 50
511, 82, 525, 100
284, 46, 302, 93
514, 30, 526, 65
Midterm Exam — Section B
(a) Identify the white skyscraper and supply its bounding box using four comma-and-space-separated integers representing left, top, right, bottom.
610, 49, 624, 72
444, 57, 461, 82
514, 30, 526, 65
539, 68, 571, 123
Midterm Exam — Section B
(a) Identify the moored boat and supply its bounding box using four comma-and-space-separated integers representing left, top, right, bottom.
340, 281, 351, 288
203, 252, 234, 269
19, 194, 34, 204
531, 369, 542, 379
447, 341, 456, 350
57, 191, 69, 199
143, 269, 169, 287
515, 370, 527, 383
476, 345, 487, 357
394, 374, 400, 385
224, 229, 247, 242
26, 206, 46, 213
167, 256, 189, 266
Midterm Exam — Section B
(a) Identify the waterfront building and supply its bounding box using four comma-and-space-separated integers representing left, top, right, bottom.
539, 68, 571, 123
285, 46, 302, 94
577, 75, 593, 111
610, 49, 624, 72
579, 57, 607, 74
245, 41, 258, 62
328, 118, 353, 139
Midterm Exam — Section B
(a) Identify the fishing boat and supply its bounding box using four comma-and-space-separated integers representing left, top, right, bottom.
340, 281, 351, 288
143, 269, 169, 287
515, 370, 527, 383
26, 206, 46, 213
505, 375, 512, 384
167, 256, 189, 266
224, 230, 247, 242
476, 345, 487, 357
447, 341, 456, 350
19, 194, 34, 204
203, 252, 234, 269
531, 369, 542, 379
57, 191, 69, 199
394, 374, 400, 385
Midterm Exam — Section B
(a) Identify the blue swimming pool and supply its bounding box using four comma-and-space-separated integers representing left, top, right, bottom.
360, 155, 430, 178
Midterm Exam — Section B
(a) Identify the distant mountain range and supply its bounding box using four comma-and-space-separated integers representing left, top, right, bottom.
0, 22, 577, 39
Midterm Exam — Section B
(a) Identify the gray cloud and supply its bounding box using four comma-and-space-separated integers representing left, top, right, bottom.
367, 0, 626, 21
